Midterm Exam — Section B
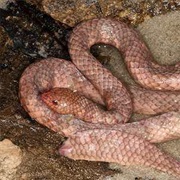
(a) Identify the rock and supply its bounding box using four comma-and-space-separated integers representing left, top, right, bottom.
137, 10, 180, 65
0, 139, 22, 180
42, 0, 179, 27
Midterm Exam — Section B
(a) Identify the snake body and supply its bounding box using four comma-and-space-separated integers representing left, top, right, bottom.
19, 18, 180, 177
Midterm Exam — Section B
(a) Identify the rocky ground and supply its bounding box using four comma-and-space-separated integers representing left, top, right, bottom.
0, 1, 179, 180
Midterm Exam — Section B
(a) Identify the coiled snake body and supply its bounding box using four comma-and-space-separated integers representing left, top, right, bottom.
19, 18, 180, 177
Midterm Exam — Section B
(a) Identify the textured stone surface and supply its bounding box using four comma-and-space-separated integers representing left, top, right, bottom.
42, 0, 180, 26
0, 139, 22, 180
137, 11, 180, 65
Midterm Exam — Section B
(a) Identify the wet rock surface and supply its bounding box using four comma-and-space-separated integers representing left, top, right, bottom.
0, 0, 71, 59
0, 0, 180, 180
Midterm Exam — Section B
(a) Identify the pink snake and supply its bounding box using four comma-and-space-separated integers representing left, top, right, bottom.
19, 18, 180, 178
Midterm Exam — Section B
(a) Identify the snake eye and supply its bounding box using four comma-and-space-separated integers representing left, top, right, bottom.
52, 100, 58, 105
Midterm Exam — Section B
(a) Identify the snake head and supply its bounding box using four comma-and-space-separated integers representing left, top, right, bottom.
41, 87, 79, 115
